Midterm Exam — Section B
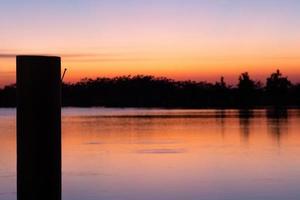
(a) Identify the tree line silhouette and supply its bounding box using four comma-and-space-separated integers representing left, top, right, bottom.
1, 69, 300, 108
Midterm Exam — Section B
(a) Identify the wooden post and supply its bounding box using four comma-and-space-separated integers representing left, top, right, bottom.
17, 55, 61, 200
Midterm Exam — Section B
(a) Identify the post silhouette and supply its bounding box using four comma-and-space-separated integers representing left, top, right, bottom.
17, 55, 61, 200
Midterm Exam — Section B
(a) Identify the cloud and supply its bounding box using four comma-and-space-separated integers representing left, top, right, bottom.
61, 53, 110, 58
0, 53, 104, 58
0, 71, 15, 82
0, 54, 16, 58
0, 52, 155, 62
68, 57, 155, 62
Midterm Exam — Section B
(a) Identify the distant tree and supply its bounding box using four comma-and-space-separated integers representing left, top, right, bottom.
213, 76, 233, 107
0, 84, 16, 107
237, 72, 258, 107
292, 83, 300, 105
266, 69, 292, 106
0, 72, 299, 108
266, 70, 291, 93
285, 82, 300, 106
215, 76, 227, 89
238, 72, 256, 91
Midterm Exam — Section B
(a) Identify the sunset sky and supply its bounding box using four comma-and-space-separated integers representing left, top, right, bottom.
1, 0, 300, 87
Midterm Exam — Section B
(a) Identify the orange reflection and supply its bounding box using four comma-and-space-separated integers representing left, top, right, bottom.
1, 109, 300, 199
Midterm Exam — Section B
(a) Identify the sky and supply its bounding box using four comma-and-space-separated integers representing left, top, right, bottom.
1, 0, 300, 87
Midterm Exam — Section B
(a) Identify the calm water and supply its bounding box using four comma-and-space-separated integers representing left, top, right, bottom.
1, 108, 300, 200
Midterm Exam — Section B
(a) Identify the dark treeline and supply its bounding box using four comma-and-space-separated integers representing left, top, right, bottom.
1, 69, 300, 108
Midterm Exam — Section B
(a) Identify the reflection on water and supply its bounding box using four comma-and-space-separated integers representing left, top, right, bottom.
266, 109, 289, 145
239, 109, 254, 143
1, 108, 300, 200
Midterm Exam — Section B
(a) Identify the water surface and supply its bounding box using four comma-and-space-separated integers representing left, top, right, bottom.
1, 108, 300, 200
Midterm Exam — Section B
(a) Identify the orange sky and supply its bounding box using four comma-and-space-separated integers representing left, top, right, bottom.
1, 0, 300, 87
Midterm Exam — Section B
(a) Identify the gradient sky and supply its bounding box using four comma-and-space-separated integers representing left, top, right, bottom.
1, 0, 300, 86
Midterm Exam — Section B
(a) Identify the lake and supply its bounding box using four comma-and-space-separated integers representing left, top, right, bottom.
1, 108, 300, 200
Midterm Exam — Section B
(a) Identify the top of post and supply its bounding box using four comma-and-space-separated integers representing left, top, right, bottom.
17, 55, 61, 61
